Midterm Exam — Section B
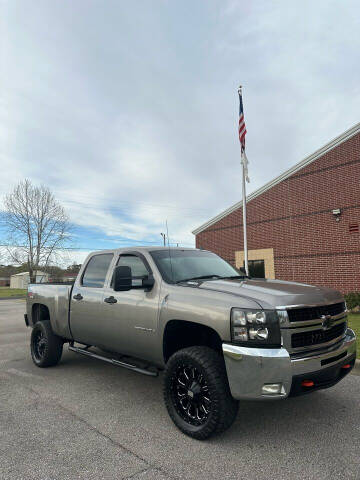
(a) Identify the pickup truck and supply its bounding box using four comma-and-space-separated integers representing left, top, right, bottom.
25, 247, 357, 439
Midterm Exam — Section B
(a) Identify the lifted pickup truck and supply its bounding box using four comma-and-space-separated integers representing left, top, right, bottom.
25, 247, 356, 439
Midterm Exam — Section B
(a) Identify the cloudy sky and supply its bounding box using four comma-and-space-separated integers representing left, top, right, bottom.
1, 0, 360, 265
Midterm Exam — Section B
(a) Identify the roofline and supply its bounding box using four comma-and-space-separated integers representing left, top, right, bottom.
11, 270, 48, 276
192, 121, 360, 235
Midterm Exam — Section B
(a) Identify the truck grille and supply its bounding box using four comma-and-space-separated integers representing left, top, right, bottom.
287, 302, 345, 323
291, 321, 346, 349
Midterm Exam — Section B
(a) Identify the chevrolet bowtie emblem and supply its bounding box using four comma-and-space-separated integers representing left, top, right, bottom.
321, 314, 332, 330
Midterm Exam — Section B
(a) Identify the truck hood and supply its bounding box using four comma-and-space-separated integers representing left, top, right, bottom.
196, 278, 343, 309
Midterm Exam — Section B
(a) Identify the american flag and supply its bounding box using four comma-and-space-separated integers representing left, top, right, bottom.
238, 86, 249, 182
238, 88, 247, 152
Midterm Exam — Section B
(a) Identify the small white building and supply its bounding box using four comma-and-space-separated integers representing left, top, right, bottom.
10, 271, 49, 289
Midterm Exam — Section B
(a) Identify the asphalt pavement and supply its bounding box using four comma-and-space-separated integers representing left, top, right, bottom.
1, 299, 359, 480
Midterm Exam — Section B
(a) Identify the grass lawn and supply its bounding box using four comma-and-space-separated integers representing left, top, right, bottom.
348, 314, 360, 359
0, 287, 27, 298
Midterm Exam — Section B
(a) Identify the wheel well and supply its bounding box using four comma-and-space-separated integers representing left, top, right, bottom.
163, 320, 222, 363
32, 304, 50, 324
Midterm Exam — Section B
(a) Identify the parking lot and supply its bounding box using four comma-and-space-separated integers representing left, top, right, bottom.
1, 299, 359, 480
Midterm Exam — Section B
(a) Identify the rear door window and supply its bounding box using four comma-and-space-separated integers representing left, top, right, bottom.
82, 254, 113, 288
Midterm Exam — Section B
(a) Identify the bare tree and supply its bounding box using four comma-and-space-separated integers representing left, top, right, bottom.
3, 179, 70, 281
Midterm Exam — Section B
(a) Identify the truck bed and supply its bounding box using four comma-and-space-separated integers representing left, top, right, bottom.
27, 283, 73, 339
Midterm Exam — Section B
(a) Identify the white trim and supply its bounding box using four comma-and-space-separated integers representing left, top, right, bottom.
192, 122, 360, 235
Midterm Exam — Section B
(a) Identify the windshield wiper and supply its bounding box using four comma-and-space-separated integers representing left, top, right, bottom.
176, 275, 222, 284
219, 275, 249, 280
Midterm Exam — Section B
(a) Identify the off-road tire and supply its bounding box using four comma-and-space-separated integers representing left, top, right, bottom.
163, 346, 239, 440
30, 320, 63, 367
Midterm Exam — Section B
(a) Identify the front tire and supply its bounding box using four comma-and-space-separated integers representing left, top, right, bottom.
30, 320, 63, 367
163, 346, 239, 440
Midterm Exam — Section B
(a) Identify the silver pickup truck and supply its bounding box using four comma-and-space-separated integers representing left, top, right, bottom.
25, 247, 356, 439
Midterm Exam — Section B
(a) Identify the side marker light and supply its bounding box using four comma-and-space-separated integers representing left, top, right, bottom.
301, 380, 314, 387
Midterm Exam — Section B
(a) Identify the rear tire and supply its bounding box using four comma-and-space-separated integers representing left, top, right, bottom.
163, 346, 239, 440
30, 320, 63, 367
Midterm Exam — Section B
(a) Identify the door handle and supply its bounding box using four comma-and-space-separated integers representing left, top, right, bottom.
104, 296, 117, 304
73, 293, 83, 301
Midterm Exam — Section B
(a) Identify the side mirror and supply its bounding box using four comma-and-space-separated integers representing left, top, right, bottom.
113, 266, 132, 291
142, 274, 155, 291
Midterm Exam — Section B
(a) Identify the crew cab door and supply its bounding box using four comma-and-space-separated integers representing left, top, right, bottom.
70, 253, 114, 346
100, 252, 160, 362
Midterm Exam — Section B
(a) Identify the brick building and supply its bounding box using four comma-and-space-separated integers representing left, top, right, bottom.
193, 122, 360, 294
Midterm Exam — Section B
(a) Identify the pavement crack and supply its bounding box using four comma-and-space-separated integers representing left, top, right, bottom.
122, 466, 174, 480
13, 381, 178, 480
122, 467, 151, 479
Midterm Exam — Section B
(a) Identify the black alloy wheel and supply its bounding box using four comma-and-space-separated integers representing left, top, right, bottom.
171, 364, 211, 426
30, 320, 63, 367
164, 346, 239, 440
32, 329, 47, 363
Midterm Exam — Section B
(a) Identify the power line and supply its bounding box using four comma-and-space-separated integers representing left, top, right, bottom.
0, 244, 94, 251
60, 200, 210, 222
0, 241, 194, 251
0, 194, 200, 247
56, 192, 212, 215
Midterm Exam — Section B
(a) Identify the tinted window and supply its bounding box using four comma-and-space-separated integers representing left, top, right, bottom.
150, 250, 240, 283
246, 259, 265, 278
82, 254, 113, 288
117, 255, 149, 277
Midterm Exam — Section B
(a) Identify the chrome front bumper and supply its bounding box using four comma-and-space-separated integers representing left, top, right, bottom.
222, 328, 357, 400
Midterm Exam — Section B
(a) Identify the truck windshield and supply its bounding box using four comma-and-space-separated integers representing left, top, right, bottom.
150, 250, 243, 284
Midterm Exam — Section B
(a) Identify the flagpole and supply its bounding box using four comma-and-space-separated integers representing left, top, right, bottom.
241, 153, 249, 276
238, 85, 249, 276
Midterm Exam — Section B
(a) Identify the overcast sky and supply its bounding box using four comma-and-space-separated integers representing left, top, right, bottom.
1, 0, 360, 265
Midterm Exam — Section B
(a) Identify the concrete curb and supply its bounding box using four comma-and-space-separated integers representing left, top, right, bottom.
0, 296, 26, 301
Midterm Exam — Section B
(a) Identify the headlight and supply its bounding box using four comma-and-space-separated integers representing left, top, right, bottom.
231, 308, 281, 346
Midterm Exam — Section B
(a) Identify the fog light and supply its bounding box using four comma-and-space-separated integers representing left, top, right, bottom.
262, 383, 283, 395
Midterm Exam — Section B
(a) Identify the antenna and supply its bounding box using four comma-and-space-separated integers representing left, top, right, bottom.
166, 220, 174, 283
160, 232, 166, 246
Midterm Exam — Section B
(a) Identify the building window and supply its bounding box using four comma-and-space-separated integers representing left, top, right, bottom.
244, 259, 265, 278
235, 248, 275, 279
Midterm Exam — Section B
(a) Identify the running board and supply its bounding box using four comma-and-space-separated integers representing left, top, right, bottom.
68, 345, 158, 377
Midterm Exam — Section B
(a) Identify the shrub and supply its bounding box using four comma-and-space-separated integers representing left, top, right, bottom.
344, 292, 360, 311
